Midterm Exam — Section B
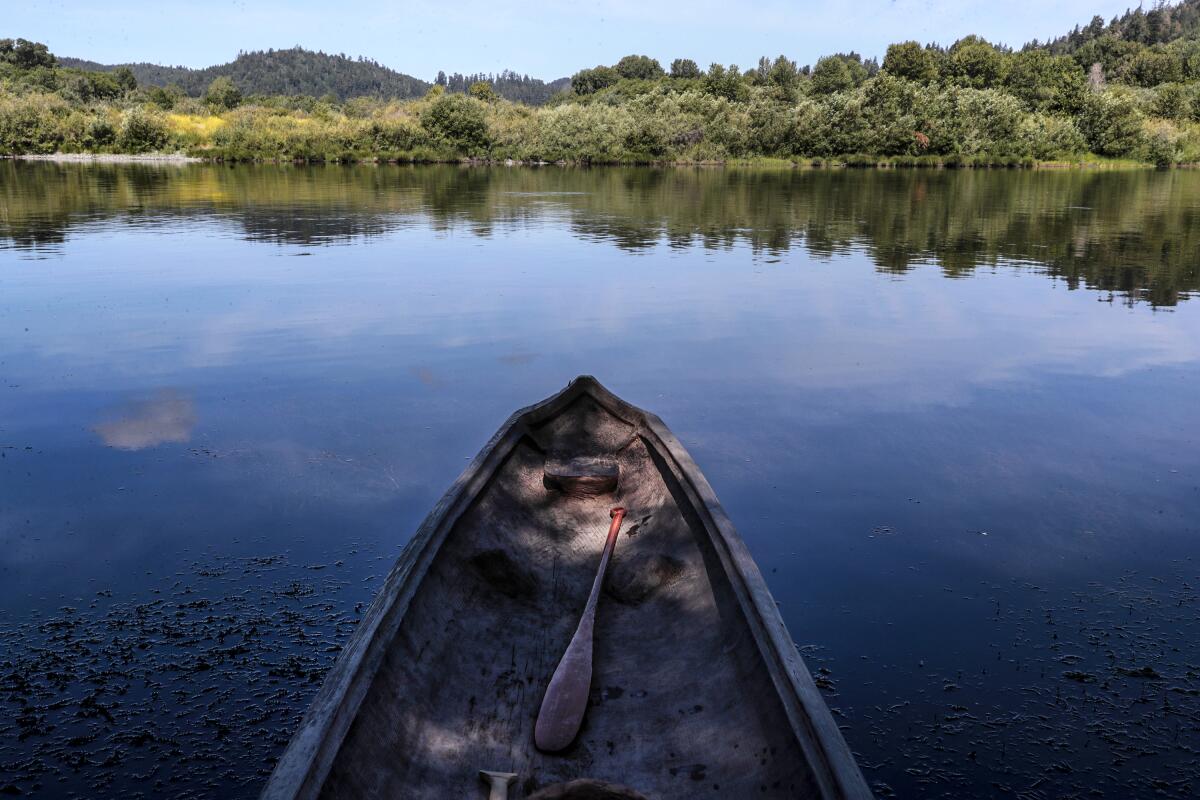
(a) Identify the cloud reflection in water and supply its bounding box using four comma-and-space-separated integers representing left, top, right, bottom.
94, 390, 196, 450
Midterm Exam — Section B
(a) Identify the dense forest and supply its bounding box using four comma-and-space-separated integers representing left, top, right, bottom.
434, 70, 570, 106
4, 0, 1200, 164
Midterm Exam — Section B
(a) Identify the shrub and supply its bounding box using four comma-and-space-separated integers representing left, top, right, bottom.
117, 107, 170, 152
859, 74, 923, 155
522, 103, 632, 162
785, 98, 826, 155
623, 116, 670, 159
818, 92, 870, 155
467, 81, 497, 103
146, 85, 182, 110
420, 93, 490, 154
366, 116, 426, 152
212, 108, 329, 160
85, 114, 118, 149
1143, 120, 1183, 166
746, 98, 795, 155
915, 87, 1024, 156
165, 113, 226, 149
59, 109, 119, 151
1078, 90, 1145, 156
204, 76, 243, 110
1019, 113, 1086, 159
1153, 82, 1191, 120
0, 92, 68, 153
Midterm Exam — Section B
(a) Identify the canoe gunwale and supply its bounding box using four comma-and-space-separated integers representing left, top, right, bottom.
629, 394, 872, 800
260, 376, 872, 800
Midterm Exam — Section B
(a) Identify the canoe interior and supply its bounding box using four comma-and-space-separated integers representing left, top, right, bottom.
272, 379, 868, 800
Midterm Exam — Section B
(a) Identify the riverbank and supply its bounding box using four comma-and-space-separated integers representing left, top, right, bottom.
10, 152, 204, 163
6, 151, 1180, 169
5, 79, 1199, 169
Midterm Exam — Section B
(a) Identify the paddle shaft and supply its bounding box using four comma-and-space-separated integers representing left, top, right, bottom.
534, 507, 626, 752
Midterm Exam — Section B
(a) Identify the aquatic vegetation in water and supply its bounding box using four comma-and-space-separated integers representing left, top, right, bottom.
1, 555, 1195, 798
0, 554, 371, 799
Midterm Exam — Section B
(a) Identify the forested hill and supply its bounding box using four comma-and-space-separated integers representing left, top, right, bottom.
1037, 0, 1200, 53
59, 48, 570, 104
60, 48, 430, 101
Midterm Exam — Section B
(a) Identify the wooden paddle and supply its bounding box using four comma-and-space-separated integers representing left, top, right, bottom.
534, 507, 627, 752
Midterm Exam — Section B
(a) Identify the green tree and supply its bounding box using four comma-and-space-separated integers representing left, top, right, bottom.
811, 55, 863, 94
945, 36, 1005, 88
1072, 36, 1146, 84
1177, 39, 1200, 80
112, 67, 138, 94
767, 55, 801, 98
1130, 48, 1183, 87
614, 54, 665, 81
670, 58, 702, 79
1004, 51, 1087, 113
146, 84, 184, 110
882, 41, 938, 83
204, 76, 243, 110
64, 71, 121, 102
703, 64, 748, 101
421, 93, 490, 153
571, 66, 620, 95
0, 38, 57, 69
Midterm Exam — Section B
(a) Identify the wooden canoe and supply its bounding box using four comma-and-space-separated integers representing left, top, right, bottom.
262, 376, 872, 800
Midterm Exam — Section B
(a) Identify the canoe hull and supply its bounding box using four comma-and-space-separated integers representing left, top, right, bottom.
262, 376, 872, 800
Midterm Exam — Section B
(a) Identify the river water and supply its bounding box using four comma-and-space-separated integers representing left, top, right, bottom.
2, 162, 1199, 798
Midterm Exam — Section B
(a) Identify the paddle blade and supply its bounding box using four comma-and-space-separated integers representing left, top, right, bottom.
534, 619, 593, 752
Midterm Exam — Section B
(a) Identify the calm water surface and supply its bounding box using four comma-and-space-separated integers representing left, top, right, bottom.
2, 163, 1199, 799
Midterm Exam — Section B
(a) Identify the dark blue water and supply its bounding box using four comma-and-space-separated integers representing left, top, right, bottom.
2, 163, 1199, 799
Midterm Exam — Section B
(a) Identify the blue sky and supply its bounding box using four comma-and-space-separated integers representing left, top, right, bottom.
12, 0, 1134, 80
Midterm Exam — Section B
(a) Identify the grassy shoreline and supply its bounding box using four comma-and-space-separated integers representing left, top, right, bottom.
5, 151, 1179, 169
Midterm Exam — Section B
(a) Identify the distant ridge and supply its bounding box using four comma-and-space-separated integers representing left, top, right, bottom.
59, 47, 570, 104
60, 47, 430, 101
